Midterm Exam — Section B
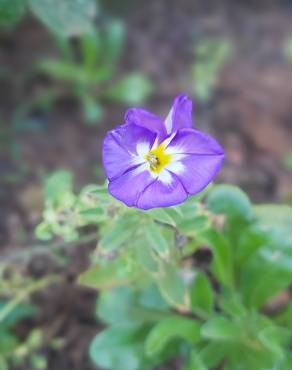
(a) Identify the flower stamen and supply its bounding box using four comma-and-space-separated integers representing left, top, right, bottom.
145, 143, 172, 173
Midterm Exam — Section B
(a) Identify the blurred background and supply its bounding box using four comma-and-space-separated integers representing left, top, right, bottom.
0, 0, 292, 369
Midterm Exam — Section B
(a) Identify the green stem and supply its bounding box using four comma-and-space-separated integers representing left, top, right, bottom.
1, 232, 99, 264
0, 275, 60, 323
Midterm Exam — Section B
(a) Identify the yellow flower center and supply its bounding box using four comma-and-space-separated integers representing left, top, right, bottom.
145, 143, 172, 173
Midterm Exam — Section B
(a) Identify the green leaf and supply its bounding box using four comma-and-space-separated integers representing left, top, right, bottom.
0, 302, 37, 330
97, 287, 138, 325
35, 221, 52, 241
29, 0, 97, 37
207, 184, 253, 222
254, 204, 292, 239
80, 29, 101, 69
199, 342, 228, 368
235, 224, 269, 267
202, 229, 233, 286
90, 325, 151, 370
78, 259, 136, 290
80, 94, 104, 124
144, 220, 169, 257
158, 262, 188, 308
37, 60, 89, 83
283, 353, 292, 370
99, 213, 139, 251
258, 326, 290, 360
0, 331, 18, 356
240, 230, 292, 308
175, 201, 210, 237
183, 351, 207, 370
44, 170, 73, 203
201, 316, 239, 341
147, 208, 176, 227
103, 19, 125, 65
97, 286, 169, 326
0, 0, 27, 26
105, 73, 153, 105
145, 316, 201, 356
134, 239, 159, 273
190, 273, 214, 315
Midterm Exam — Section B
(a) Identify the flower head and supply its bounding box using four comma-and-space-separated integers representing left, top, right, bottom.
102, 94, 224, 210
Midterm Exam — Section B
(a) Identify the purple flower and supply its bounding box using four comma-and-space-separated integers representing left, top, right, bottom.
102, 94, 224, 210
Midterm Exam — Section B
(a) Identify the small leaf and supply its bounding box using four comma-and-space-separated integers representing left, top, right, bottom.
81, 29, 101, 69
105, 73, 153, 105
78, 259, 135, 290
147, 208, 176, 227
90, 325, 151, 370
207, 184, 253, 222
190, 273, 214, 315
134, 240, 159, 273
38, 60, 89, 83
201, 316, 239, 341
0, 302, 37, 330
158, 262, 188, 308
0, 0, 27, 26
80, 94, 104, 124
29, 0, 97, 37
97, 287, 137, 325
99, 214, 139, 251
44, 170, 73, 203
144, 221, 169, 256
183, 351, 207, 370
199, 342, 228, 368
254, 204, 292, 239
35, 222, 52, 241
202, 229, 233, 286
104, 20, 125, 64
97, 286, 169, 326
258, 326, 290, 360
145, 316, 201, 356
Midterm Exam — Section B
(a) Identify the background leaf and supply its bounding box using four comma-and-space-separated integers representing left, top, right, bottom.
144, 221, 169, 257
78, 259, 136, 290
90, 325, 151, 370
145, 316, 201, 356
0, 0, 27, 26
105, 73, 153, 105
207, 184, 253, 222
190, 272, 214, 315
29, 0, 97, 37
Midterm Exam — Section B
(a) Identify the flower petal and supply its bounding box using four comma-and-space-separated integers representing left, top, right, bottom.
170, 154, 224, 195
108, 164, 156, 207
125, 108, 167, 141
164, 94, 193, 134
137, 171, 187, 210
102, 123, 156, 181
165, 128, 224, 156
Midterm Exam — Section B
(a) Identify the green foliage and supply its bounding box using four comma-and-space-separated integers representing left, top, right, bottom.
29, 0, 97, 37
105, 73, 153, 106
190, 273, 214, 315
192, 38, 232, 102
37, 173, 292, 370
35, 21, 153, 124
145, 316, 200, 356
0, 266, 58, 370
0, 283, 44, 370
0, 0, 27, 27
0, 0, 97, 36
